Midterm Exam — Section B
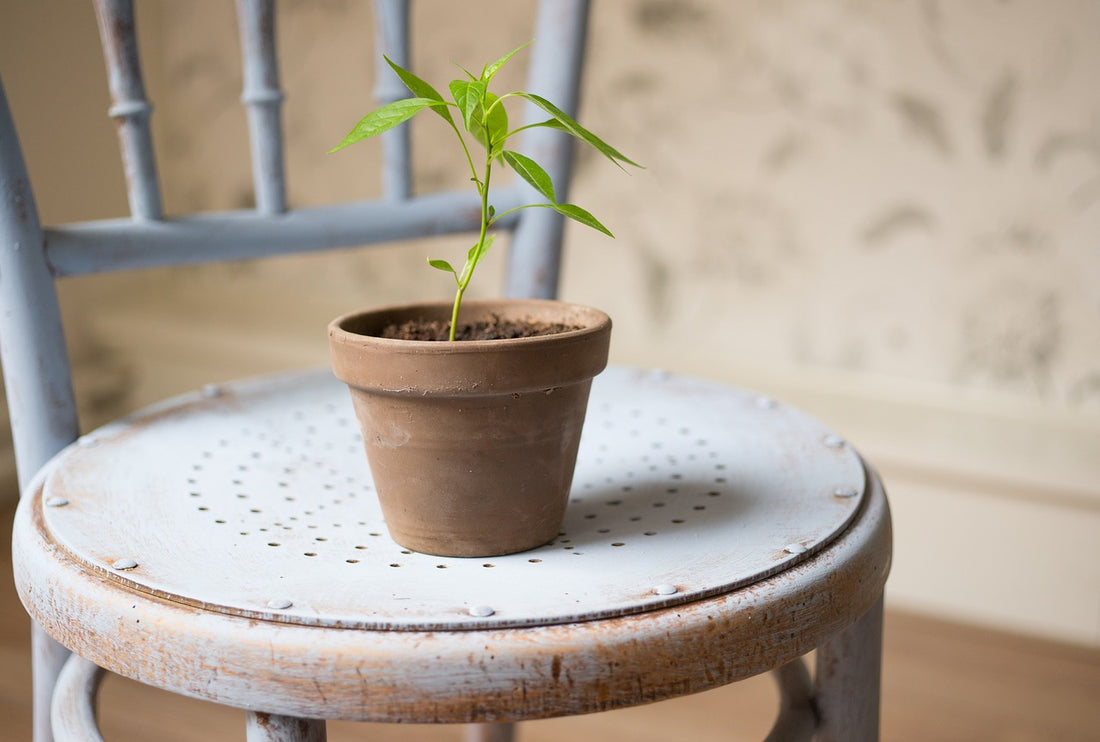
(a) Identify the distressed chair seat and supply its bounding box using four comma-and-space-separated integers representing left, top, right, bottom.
14, 366, 890, 736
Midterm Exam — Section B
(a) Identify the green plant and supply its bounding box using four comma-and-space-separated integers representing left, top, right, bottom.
330, 44, 639, 341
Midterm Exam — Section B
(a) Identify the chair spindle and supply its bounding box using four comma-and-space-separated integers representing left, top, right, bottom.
92, 0, 163, 221
372, 0, 412, 200
236, 0, 287, 214
505, 0, 590, 300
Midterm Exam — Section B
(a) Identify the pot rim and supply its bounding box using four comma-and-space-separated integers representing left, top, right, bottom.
327, 298, 613, 395
327, 298, 611, 352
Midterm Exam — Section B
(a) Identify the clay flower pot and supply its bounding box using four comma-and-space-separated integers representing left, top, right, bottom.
328, 299, 611, 557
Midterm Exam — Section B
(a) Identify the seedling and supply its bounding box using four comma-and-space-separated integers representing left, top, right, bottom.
331, 44, 639, 340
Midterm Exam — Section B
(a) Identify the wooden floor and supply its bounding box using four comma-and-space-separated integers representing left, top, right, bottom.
3, 502, 1098, 742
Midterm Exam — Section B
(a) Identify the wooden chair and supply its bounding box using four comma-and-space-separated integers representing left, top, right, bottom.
2, 1, 892, 740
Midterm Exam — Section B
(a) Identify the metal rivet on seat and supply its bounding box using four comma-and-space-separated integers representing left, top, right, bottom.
469, 605, 495, 617
823, 435, 845, 449
111, 558, 139, 570
784, 543, 808, 555
833, 487, 859, 498
45, 497, 69, 507
266, 599, 293, 610
755, 397, 778, 410
654, 584, 678, 596
202, 384, 223, 399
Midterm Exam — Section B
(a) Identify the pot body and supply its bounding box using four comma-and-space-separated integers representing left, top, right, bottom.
328, 299, 611, 557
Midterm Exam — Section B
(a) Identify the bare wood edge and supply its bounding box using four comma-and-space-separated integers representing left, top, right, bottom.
13, 463, 891, 724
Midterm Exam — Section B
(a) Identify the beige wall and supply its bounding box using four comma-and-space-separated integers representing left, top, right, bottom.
2, 1, 1098, 645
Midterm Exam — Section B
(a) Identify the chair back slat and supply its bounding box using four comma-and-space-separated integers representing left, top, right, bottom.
44, 189, 514, 277
0, 80, 80, 489
372, 0, 413, 200
92, 0, 163, 220
236, 0, 287, 214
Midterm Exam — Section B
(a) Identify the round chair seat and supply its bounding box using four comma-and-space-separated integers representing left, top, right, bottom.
13, 366, 891, 723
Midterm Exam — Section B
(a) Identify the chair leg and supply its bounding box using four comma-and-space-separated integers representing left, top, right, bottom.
813, 594, 885, 742
50, 655, 107, 742
246, 712, 327, 742
764, 659, 815, 742
33, 623, 71, 742
463, 722, 516, 742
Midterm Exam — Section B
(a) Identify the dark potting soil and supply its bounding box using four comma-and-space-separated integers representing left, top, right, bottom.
381, 315, 582, 341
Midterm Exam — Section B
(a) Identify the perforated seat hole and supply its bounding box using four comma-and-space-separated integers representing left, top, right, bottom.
304, 552, 317, 557
528, 558, 542, 563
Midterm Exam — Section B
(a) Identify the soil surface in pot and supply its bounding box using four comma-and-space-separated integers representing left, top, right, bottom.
382, 314, 582, 341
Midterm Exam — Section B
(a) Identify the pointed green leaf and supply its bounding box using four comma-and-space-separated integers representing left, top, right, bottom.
329, 98, 436, 153
468, 92, 508, 154
384, 56, 455, 127
501, 150, 556, 203
449, 79, 486, 132
549, 203, 614, 237
481, 42, 529, 83
479, 233, 496, 261
428, 258, 457, 275
514, 92, 642, 169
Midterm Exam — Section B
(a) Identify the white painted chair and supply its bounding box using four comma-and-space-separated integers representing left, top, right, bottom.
2, 2, 892, 741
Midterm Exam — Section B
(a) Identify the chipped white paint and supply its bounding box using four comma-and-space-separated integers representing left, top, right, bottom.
34, 366, 864, 631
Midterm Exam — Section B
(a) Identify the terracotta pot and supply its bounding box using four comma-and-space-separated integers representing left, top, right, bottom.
328, 299, 612, 557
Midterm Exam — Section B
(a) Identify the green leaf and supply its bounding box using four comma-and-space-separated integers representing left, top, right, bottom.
384, 56, 455, 127
428, 258, 457, 275
328, 98, 437, 153
481, 42, 529, 83
549, 203, 614, 237
501, 150, 556, 203
467, 233, 496, 264
469, 92, 508, 154
449, 79, 486, 131
514, 92, 642, 169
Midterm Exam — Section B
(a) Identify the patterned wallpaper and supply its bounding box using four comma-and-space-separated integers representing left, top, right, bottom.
566, 0, 1100, 410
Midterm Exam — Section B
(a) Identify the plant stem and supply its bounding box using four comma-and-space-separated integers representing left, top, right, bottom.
448, 152, 494, 342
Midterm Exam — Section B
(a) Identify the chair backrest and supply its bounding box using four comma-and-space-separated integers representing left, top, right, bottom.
0, 0, 591, 494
